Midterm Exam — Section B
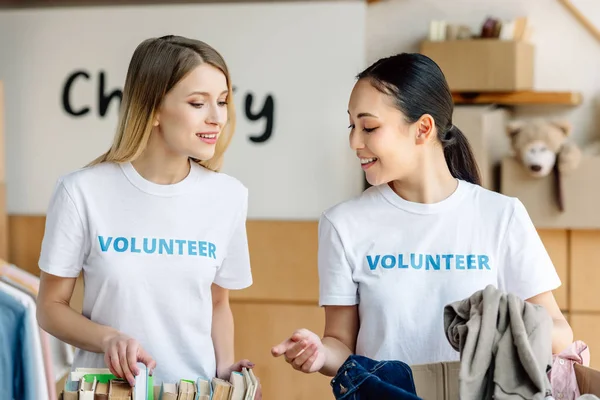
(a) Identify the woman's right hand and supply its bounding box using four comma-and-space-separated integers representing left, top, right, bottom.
101, 332, 157, 386
271, 329, 326, 374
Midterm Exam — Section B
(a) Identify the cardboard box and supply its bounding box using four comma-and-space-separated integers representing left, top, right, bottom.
413, 361, 600, 399
501, 156, 600, 229
420, 40, 534, 92
452, 105, 511, 191
413, 362, 459, 400
576, 364, 600, 395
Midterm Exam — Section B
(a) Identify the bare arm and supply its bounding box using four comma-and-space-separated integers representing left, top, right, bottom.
36, 272, 155, 386
211, 283, 235, 378
319, 305, 359, 377
36, 271, 119, 353
526, 291, 573, 354
271, 305, 359, 377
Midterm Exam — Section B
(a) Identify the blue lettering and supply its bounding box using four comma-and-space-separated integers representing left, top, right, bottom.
467, 254, 476, 269
478, 255, 491, 270
188, 241, 198, 256
364, 252, 491, 272
95, 235, 217, 259
426, 255, 440, 270
175, 239, 186, 255
366, 255, 380, 270
159, 239, 173, 255
398, 254, 409, 268
381, 255, 396, 269
114, 237, 128, 252
130, 237, 141, 253
456, 255, 465, 269
198, 241, 208, 257
410, 254, 423, 269
442, 254, 454, 270
143, 238, 156, 254
98, 236, 112, 252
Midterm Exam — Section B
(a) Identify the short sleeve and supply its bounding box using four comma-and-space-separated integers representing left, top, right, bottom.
318, 214, 358, 306
500, 198, 561, 300
38, 180, 87, 278
214, 188, 253, 290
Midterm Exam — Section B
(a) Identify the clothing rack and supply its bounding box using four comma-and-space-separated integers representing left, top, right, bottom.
0, 259, 75, 400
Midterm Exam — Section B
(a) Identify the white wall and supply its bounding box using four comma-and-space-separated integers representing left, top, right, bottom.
0, 1, 366, 218
367, 0, 600, 145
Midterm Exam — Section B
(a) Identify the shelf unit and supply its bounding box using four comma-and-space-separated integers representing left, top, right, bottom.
452, 91, 582, 106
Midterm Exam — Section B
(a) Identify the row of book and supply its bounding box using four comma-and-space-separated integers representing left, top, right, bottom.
60, 363, 259, 400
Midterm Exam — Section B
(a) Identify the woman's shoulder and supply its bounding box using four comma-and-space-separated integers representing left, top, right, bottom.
461, 180, 521, 217
55, 162, 120, 191
322, 185, 382, 224
462, 182, 519, 209
195, 165, 248, 198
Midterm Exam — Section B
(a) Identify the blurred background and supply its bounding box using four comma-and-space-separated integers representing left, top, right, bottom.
0, 0, 599, 398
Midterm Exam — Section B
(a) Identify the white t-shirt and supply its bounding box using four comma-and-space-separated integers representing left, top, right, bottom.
318, 179, 560, 366
38, 160, 252, 385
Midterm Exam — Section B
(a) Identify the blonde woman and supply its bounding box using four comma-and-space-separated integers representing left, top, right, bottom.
36, 36, 260, 396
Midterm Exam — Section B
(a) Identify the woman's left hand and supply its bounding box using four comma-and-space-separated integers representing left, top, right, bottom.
217, 359, 262, 400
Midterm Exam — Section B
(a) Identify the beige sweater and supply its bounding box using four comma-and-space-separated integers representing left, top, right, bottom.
444, 285, 554, 400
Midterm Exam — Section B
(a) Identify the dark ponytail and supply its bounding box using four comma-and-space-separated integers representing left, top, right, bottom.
356, 53, 481, 186
441, 125, 481, 185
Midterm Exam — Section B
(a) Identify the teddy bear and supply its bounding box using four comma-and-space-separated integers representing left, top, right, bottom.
506, 118, 582, 212
506, 118, 582, 177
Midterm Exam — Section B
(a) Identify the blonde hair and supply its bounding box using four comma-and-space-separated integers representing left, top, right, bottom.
88, 35, 235, 172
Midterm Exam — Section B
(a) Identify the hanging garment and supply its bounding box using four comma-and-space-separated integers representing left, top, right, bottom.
0, 275, 58, 400
0, 281, 49, 400
1, 262, 75, 378
0, 289, 29, 400
443, 284, 554, 400
549, 341, 590, 400
330, 354, 422, 399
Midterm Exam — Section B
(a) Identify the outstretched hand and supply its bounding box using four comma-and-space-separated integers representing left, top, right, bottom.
271, 329, 326, 374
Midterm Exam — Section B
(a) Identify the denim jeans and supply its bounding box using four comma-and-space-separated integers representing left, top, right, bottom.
330, 355, 422, 400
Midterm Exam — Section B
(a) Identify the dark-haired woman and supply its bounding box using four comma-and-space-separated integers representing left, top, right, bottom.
271, 53, 572, 378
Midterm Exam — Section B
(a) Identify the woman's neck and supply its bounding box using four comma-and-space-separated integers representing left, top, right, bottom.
390, 147, 458, 204
131, 137, 191, 185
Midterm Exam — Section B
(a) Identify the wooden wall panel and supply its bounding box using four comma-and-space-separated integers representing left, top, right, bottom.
232, 220, 319, 303
231, 303, 330, 399
0, 184, 7, 261
570, 230, 600, 312
570, 314, 600, 369
538, 229, 569, 311
7, 215, 46, 275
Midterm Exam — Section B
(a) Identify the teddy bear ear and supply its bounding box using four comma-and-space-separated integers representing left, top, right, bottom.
506, 121, 524, 138
551, 120, 572, 136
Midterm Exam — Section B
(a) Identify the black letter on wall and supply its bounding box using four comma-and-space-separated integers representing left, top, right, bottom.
99, 71, 123, 118
62, 70, 90, 117
245, 93, 275, 143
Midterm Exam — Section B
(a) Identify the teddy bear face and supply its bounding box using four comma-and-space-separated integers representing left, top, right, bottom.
507, 119, 571, 178
518, 139, 557, 177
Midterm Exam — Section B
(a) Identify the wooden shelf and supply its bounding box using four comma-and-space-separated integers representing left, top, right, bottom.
452, 91, 582, 106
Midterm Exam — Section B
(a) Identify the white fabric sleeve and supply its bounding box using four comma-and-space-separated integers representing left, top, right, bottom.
38, 179, 87, 278
500, 198, 561, 300
318, 213, 358, 306
214, 188, 253, 290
